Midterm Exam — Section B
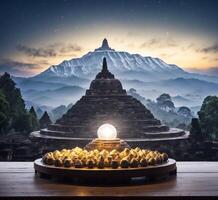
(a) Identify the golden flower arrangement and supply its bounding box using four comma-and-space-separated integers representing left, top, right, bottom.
42, 147, 168, 169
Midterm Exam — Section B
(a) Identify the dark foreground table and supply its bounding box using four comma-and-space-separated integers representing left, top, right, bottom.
0, 162, 218, 199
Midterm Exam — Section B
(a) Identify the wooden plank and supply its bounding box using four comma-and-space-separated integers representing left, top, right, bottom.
0, 162, 218, 197
0, 162, 34, 173
1, 173, 218, 196
1, 162, 218, 173
177, 162, 218, 173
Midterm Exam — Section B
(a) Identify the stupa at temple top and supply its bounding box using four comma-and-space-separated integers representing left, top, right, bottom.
32, 58, 187, 141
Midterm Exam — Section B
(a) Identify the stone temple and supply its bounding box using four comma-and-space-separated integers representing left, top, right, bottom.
31, 58, 189, 157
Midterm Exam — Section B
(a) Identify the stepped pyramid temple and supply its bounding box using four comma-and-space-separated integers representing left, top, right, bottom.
31, 56, 189, 156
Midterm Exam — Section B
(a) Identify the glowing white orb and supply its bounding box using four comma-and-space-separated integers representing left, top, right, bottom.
97, 123, 117, 140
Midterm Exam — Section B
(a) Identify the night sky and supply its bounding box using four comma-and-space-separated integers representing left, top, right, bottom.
0, 0, 218, 76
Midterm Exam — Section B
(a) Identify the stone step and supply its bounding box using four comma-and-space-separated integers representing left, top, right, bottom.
49, 120, 162, 132
40, 128, 186, 139
143, 128, 186, 138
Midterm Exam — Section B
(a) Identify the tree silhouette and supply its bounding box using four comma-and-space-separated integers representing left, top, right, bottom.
198, 96, 218, 139
190, 118, 203, 142
156, 93, 175, 111
29, 106, 39, 131
39, 111, 52, 128
0, 90, 9, 134
0, 73, 34, 133
178, 106, 192, 118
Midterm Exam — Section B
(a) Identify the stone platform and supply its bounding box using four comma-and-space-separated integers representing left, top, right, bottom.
31, 130, 189, 158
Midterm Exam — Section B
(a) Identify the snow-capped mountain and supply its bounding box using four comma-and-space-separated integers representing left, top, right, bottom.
15, 38, 218, 107
35, 38, 186, 81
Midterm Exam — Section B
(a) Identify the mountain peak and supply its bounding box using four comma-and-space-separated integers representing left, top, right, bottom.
94, 38, 115, 51
102, 38, 109, 49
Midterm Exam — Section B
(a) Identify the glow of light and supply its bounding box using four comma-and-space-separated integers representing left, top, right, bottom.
97, 123, 117, 140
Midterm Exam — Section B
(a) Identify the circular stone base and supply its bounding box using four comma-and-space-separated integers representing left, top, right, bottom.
34, 158, 176, 183
84, 138, 130, 151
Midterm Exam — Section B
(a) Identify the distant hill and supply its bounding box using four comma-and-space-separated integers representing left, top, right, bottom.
22, 86, 85, 107
172, 95, 194, 107
123, 77, 218, 107
16, 79, 68, 91
32, 73, 90, 88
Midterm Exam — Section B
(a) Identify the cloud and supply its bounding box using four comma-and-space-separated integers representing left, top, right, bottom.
187, 43, 195, 49
127, 32, 139, 37
60, 44, 82, 53
16, 45, 57, 57
201, 56, 208, 60
16, 42, 82, 58
160, 52, 176, 58
140, 37, 178, 49
0, 59, 43, 76
140, 38, 159, 48
127, 43, 135, 48
200, 42, 218, 53
47, 42, 82, 53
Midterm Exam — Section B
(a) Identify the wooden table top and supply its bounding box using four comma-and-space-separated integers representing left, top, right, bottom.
0, 161, 218, 199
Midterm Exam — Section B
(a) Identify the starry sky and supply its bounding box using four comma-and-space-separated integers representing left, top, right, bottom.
0, 0, 218, 77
